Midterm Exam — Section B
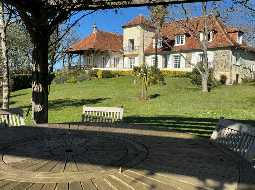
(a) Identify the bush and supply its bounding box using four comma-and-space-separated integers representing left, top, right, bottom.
88, 70, 98, 78
220, 75, 227, 85
12, 74, 32, 91
188, 63, 217, 89
96, 70, 103, 79
110, 70, 134, 76
160, 70, 189, 78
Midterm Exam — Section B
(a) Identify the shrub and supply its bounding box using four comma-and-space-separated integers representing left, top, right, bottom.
188, 63, 217, 89
160, 70, 188, 78
102, 70, 115, 78
97, 70, 103, 79
88, 70, 98, 78
12, 74, 32, 91
220, 75, 227, 85
133, 65, 166, 100
110, 70, 134, 76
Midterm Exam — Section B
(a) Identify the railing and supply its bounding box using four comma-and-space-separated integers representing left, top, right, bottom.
123, 46, 140, 53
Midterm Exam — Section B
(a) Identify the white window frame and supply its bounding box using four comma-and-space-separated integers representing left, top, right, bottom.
102, 56, 107, 68
113, 57, 119, 68
129, 57, 135, 68
153, 38, 163, 49
175, 35, 185, 46
128, 39, 135, 51
173, 55, 181, 68
200, 31, 213, 42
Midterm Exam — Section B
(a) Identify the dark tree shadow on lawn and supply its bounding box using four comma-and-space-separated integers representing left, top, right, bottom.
149, 93, 160, 99
124, 116, 255, 138
10, 92, 29, 98
124, 116, 219, 137
49, 97, 110, 110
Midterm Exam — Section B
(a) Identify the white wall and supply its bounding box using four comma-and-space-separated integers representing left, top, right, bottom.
191, 51, 215, 67
82, 52, 124, 69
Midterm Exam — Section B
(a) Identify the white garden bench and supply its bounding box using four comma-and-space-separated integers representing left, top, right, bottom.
0, 108, 25, 127
211, 118, 255, 163
82, 106, 124, 123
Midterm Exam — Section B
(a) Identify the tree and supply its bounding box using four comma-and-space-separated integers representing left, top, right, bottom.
3, 0, 210, 124
149, 5, 168, 68
133, 65, 164, 100
173, 2, 211, 92
7, 22, 32, 73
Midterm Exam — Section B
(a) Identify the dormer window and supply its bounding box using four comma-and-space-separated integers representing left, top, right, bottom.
237, 32, 243, 44
200, 31, 213, 42
153, 38, 163, 48
175, 35, 185, 46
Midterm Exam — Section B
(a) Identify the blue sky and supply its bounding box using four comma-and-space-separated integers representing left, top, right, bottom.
73, 7, 149, 38
71, 1, 254, 40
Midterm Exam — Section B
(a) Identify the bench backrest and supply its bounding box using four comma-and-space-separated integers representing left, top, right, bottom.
211, 119, 255, 162
82, 106, 124, 123
0, 108, 25, 127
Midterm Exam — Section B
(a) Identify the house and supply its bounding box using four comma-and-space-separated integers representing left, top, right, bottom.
67, 15, 255, 84
67, 24, 123, 69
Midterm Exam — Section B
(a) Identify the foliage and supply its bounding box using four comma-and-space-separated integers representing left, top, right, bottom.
188, 63, 217, 89
6, 22, 32, 72
11, 75, 32, 91
160, 70, 189, 78
149, 5, 169, 29
96, 70, 103, 79
133, 65, 165, 100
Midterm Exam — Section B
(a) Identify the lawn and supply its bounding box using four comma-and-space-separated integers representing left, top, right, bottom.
10, 76, 255, 137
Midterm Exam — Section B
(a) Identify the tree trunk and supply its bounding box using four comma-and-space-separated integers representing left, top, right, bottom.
201, 1, 209, 93
202, 75, 209, 92
31, 30, 49, 124
154, 28, 159, 68
0, 2, 10, 109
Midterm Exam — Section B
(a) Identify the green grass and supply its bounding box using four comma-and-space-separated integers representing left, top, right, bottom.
10, 77, 255, 137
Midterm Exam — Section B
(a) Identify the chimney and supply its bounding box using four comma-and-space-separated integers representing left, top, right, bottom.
92, 23, 98, 33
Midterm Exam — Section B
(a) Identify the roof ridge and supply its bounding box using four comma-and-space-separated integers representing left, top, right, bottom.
96, 29, 123, 37
214, 16, 236, 46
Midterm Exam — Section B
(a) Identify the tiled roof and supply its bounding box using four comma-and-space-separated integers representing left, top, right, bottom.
68, 30, 123, 53
145, 16, 242, 54
122, 15, 154, 29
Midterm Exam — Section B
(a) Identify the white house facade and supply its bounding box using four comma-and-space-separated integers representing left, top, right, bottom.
68, 15, 255, 84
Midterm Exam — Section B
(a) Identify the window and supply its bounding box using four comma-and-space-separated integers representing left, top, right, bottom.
208, 31, 213, 42
113, 57, 119, 68
102, 56, 107, 67
173, 55, 181, 68
151, 56, 156, 66
153, 38, 163, 48
198, 53, 204, 63
129, 57, 135, 68
87, 56, 92, 66
175, 35, 185, 45
200, 31, 213, 42
128, 39, 135, 51
164, 55, 168, 68
237, 32, 243, 44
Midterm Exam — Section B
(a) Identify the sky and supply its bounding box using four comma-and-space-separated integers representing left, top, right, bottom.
75, 7, 149, 37
70, 0, 255, 41
56, 1, 255, 70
